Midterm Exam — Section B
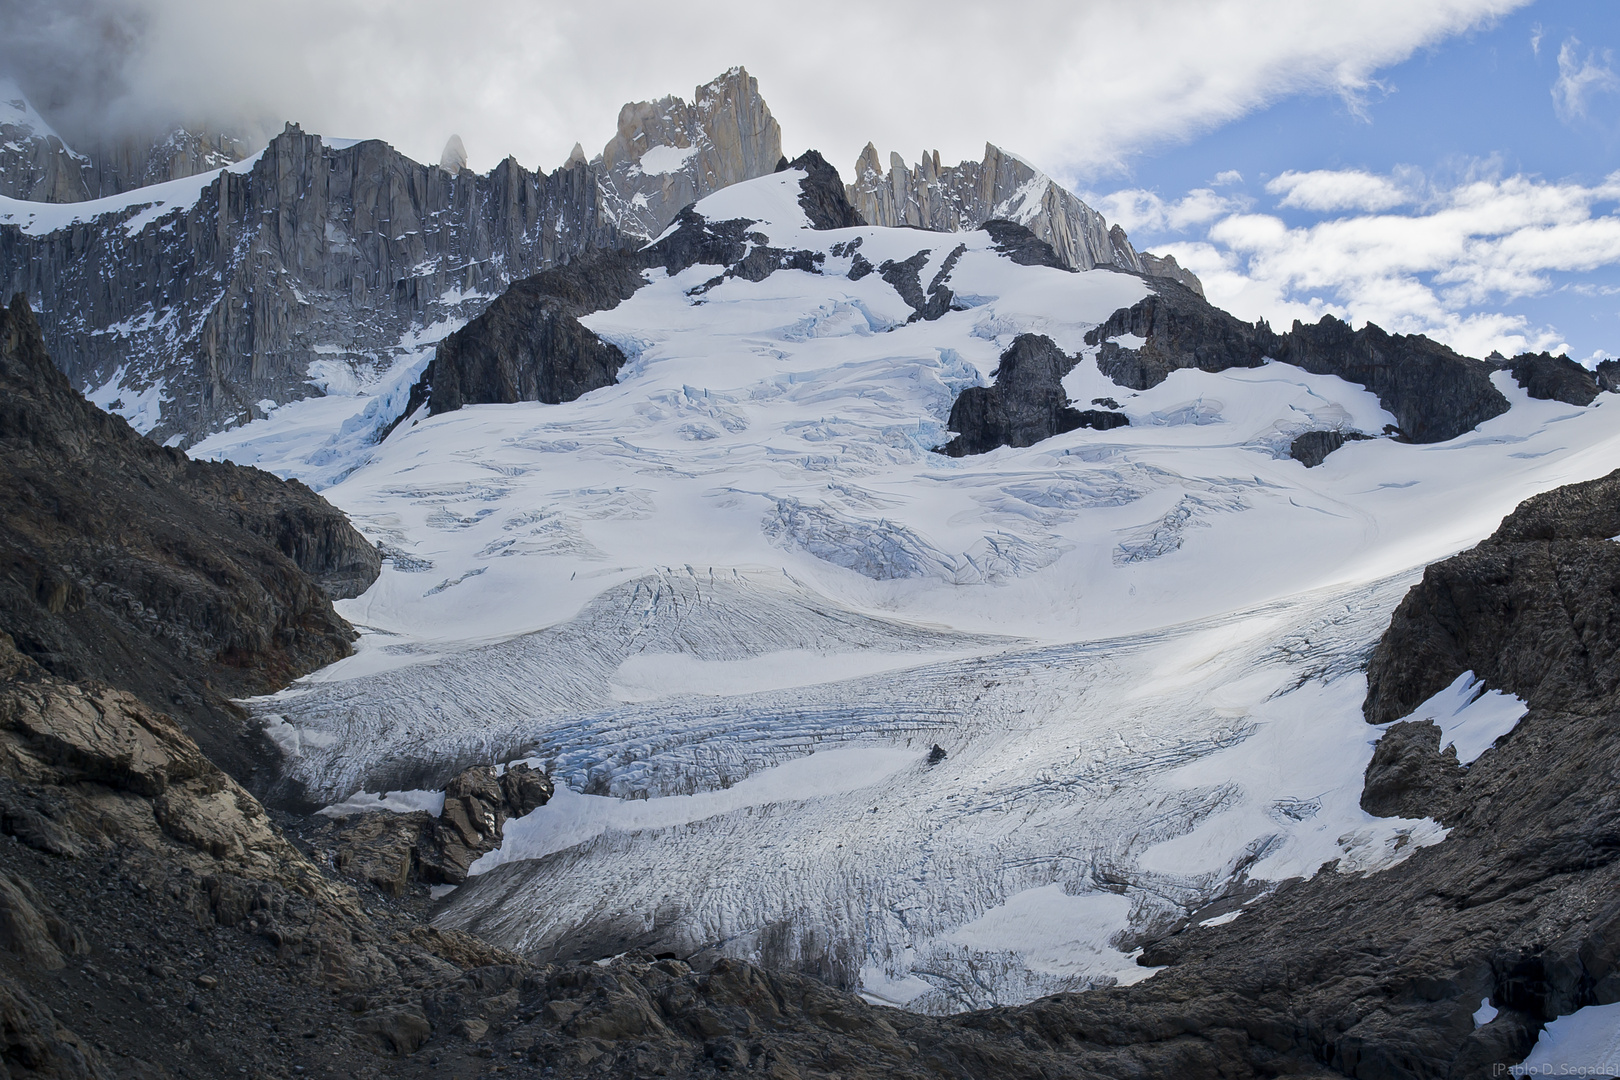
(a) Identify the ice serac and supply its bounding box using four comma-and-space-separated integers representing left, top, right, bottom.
0, 293, 377, 787
596, 66, 783, 242
1, 123, 619, 445
847, 140, 1204, 294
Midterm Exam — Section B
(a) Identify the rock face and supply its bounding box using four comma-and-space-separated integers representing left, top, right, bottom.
323, 764, 555, 893
1288, 429, 1370, 467
1, 79, 252, 203
1, 123, 620, 445
0, 79, 89, 202
0, 630, 542, 1079
1502, 350, 1600, 406
1086, 280, 1514, 443
0, 294, 378, 786
1365, 468, 1620, 726
940, 334, 1126, 457
0, 69, 788, 448
781, 149, 865, 230
596, 66, 783, 242
847, 141, 1204, 293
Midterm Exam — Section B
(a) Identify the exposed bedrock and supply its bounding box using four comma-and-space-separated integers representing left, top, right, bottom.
1289, 429, 1372, 468
1365, 467, 1620, 725
939, 334, 1127, 456
778, 149, 865, 230
421, 154, 866, 416
0, 294, 377, 788
1502, 350, 1601, 405
317, 764, 554, 893
1087, 281, 1514, 443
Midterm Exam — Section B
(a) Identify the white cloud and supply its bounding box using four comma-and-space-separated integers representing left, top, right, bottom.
1266, 169, 1413, 212
0, 0, 1529, 180
1213, 170, 1245, 186
1094, 187, 1251, 236
1113, 168, 1620, 358
1553, 37, 1620, 123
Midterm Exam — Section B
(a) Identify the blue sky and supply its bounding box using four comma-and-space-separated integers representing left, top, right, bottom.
1089, 0, 1620, 361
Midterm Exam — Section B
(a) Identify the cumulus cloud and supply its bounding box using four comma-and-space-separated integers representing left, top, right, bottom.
1266, 169, 1414, 212
1117, 168, 1620, 359
1552, 37, 1620, 123
0, 0, 1527, 178
1094, 187, 1251, 235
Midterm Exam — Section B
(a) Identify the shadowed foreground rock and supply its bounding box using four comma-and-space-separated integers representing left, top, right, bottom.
0, 295, 379, 789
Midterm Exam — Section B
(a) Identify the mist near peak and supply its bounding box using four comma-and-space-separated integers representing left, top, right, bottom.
0, 0, 1524, 183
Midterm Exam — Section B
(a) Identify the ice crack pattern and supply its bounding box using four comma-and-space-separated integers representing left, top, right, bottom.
215, 169, 1620, 1016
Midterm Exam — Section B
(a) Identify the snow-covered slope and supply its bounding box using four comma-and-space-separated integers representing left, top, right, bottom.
213, 170, 1620, 1013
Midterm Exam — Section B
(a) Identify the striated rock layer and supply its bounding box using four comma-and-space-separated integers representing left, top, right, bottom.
847, 141, 1204, 293
0, 293, 378, 789
0, 68, 787, 447
0, 124, 620, 445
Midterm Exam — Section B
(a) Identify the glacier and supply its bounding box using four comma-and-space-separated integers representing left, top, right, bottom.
208, 169, 1620, 1014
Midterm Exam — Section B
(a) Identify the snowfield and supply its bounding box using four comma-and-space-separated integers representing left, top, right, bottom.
214, 171, 1620, 1012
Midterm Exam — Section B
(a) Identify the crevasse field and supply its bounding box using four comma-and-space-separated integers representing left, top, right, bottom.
194, 171, 1620, 1014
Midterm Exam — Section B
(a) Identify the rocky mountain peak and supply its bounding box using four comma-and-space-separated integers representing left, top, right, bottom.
847, 140, 1204, 296
0, 78, 253, 202
595, 65, 783, 241
0, 77, 90, 202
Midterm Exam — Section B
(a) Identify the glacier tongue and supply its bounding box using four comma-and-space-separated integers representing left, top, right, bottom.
433, 574, 1441, 1013
213, 167, 1620, 1013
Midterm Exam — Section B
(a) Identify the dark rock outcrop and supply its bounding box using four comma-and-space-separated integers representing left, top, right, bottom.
1089, 280, 1272, 390
940, 334, 1091, 456
1503, 351, 1600, 405
0, 294, 378, 787
981, 219, 1070, 269
1086, 281, 1511, 443
1359, 720, 1467, 819
1598, 358, 1620, 394
426, 260, 637, 414
321, 763, 555, 894
778, 150, 865, 230
1289, 429, 1372, 467
1365, 467, 1620, 725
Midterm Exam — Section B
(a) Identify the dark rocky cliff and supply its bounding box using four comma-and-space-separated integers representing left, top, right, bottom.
0, 126, 621, 445
940, 334, 1127, 456
0, 294, 379, 785
1085, 280, 1513, 444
